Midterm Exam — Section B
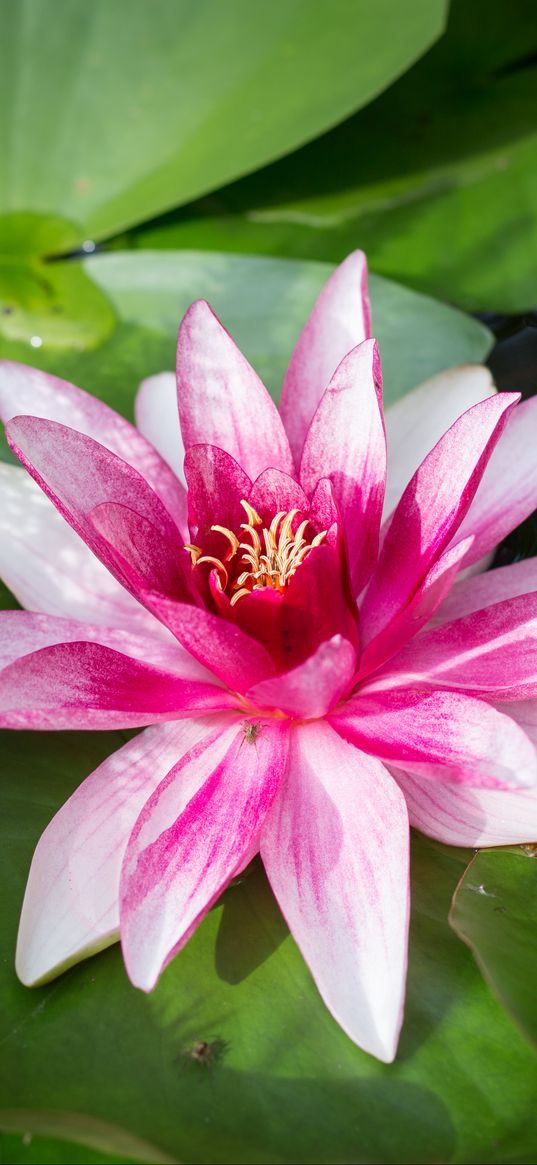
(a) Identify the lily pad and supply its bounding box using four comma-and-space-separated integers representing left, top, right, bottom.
0, 0, 446, 247
450, 846, 537, 1051
135, 0, 537, 312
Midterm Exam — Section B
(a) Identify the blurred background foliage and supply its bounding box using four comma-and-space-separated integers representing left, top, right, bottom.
1, 1, 537, 1162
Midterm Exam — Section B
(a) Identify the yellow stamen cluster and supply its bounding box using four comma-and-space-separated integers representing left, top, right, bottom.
185, 499, 327, 606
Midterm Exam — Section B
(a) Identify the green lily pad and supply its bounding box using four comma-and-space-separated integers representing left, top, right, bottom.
450, 846, 537, 1051
0, 0, 446, 247
136, 0, 537, 312
0, 214, 116, 351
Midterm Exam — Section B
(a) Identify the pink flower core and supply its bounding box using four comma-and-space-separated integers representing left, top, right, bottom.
185, 499, 328, 606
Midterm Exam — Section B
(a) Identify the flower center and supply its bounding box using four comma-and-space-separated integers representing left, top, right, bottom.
185, 499, 327, 606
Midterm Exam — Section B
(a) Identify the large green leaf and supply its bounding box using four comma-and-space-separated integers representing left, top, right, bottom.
450, 847, 537, 1052
136, 0, 537, 312
1, 727, 537, 1164
0, 0, 446, 248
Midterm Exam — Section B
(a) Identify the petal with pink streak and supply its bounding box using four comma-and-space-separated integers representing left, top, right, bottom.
0, 361, 186, 531
280, 252, 371, 466
0, 624, 235, 729
260, 721, 409, 1062
177, 300, 294, 479
0, 463, 169, 636
383, 365, 495, 518
331, 688, 537, 789
454, 396, 537, 567
375, 592, 537, 701
360, 393, 519, 648
359, 537, 474, 678
135, 372, 186, 485
7, 417, 191, 607
120, 718, 289, 991
16, 715, 229, 986
431, 557, 537, 627
248, 635, 356, 719
148, 598, 276, 692
300, 340, 385, 595
183, 444, 251, 539
393, 765, 537, 848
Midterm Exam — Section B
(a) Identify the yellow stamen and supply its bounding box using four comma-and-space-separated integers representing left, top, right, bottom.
210, 525, 240, 557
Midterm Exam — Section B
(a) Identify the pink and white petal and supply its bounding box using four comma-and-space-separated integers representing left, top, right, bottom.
7, 417, 191, 606
280, 252, 371, 466
454, 396, 537, 567
383, 365, 495, 518
260, 721, 409, 1062
177, 300, 294, 479
120, 718, 289, 990
147, 598, 276, 692
0, 361, 186, 529
375, 593, 537, 701
431, 558, 537, 628
493, 698, 537, 748
393, 766, 537, 848
0, 463, 170, 636
300, 340, 385, 595
135, 372, 186, 486
16, 715, 229, 986
331, 688, 537, 789
247, 635, 356, 719
0, 636, 236, 730
358, 537, 474, 679
360, 393, 519, 648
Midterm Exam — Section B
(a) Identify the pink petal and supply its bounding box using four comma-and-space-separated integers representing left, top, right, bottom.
0, 463, 169, 635
7, 417, 191, 606
248, 468, 309, 522
135, 372, 186, 485
431, 558, 537, 627
143, 598, 276, 692
280, 252, 371, 466
383, 365, 495, 518
177, 300, 294, 479
0, 361, 186, 531
359, 393, 519, 648
331, 688, 537, 788
300, 340, 385, 595
184, 444, 251, 539
454, 396, 537, 567
0, 615, 235, 729
359, 536, 474, 678
495, 698, 537, 747
393, 765, 537, 848
260, 721, 409, 1062
16, 716, 226, 985
375, 592, 537, 701
120, 717, 289, 990
247, 635, 356, 719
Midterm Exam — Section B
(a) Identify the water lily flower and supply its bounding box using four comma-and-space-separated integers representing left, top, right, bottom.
3, 252, 537, 1063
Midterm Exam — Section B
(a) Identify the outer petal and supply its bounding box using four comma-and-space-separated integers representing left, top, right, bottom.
0, 361, 186, 530
431, 558, 537, 627
330, 688, 537, 788
0, 634, 235, 730
16, 716, 227, 986
280, 251, 371, 466
383, 365, 495, 518
375, 593, 537, 701
0, 462, 168, 635
454, 396, 537, 567
177, 300, 294, 479
300, 340, 385, 595
247, 635, 356, 719
120, 718, 289, 990
7, 417, 191, 606
393, 766, 537, 848
260, 721, 409, 1062
359, 393, 519, 648
135, 372, 186, 485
